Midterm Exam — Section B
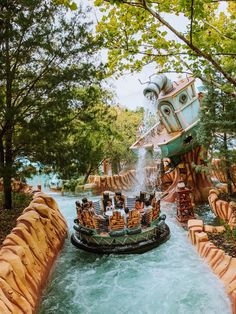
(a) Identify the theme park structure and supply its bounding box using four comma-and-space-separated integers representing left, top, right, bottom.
71, 192, 170, 254
89, 74, 212, 203
130, 74, 212, 204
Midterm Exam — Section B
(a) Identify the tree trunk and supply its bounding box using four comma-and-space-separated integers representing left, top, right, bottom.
83, 165, 92, 184
3, 16, 13, 209
0, 138, 4, 171
111, 159, 119, 174
0, 138, 5, 201
223, 133, 232, 196
3, 129, 13, 209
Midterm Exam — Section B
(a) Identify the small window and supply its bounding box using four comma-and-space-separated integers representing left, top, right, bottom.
183, 135, 193, 144
179, 92, 188, 104
163, 107, 171, 115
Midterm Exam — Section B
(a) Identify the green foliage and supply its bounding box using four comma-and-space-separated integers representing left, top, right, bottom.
0, 192, 32, 210
43, 104, 142, 181
62, 177, 86, 193
53, 0, 77, 10
198, 80, 236, 194
232, 227, 236, 241
0, 0, 106, 208
63, 179, 82, 192
198, 83, 236, 153
224, 223, 233, 241
223, 223, 236, 242
95, 0, 236, 93
106, 107, 143, 173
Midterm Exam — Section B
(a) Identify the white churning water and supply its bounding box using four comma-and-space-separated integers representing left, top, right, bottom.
133, 147, 147, 193
132, 95, 160, 193
39, 193, 231, 314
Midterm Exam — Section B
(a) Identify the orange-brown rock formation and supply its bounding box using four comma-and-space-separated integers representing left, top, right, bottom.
161, 146, 212, 204
208, 188, 236, 228
88, 167, 158, 192
0, 192, 67, 313
188, 219, 236, 313
211, 159, 236, 184
88, 146, 215, 204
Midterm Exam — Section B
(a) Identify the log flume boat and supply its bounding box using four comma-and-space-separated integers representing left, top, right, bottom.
71, 193, 170, 254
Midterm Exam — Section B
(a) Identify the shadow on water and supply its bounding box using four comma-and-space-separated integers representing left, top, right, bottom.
39, 195, 231, 314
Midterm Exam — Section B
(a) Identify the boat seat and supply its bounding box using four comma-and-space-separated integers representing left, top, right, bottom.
101, 192, 113, 212
93, 200, 102, 215
77, 208, 85, 226
142, 208, 153, 226
92, 215, 106, 230
152, 200, 160, 221
126, 197, 136, 209
82, 210, 96, 229
109, 211, 125, 231
114, 194, 126, 209
127, 209, 141, 229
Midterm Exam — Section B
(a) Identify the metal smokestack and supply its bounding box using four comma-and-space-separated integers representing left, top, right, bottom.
143, 74, 173, 98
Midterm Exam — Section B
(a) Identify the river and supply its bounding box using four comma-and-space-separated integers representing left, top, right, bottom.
38, 192, 231, 314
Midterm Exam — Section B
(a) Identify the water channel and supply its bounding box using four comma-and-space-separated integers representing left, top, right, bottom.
39, 192, 231, 314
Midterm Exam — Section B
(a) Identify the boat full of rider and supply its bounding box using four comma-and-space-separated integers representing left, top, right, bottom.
71, 191, 170, 254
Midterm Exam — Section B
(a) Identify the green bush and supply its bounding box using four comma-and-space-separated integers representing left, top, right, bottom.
224, 224, 233, 241
232, 227, 236, 241
0, 192, 32, 210
75, 184, 84, 194
221, 222, 236, 242
62, 177, 84, 192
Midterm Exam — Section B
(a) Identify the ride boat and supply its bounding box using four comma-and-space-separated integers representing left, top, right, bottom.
71, 192, 170, 254
130, 74, 201, 167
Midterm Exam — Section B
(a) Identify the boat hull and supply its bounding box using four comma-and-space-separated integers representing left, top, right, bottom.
159, 124, 199, 158
71, 223, 170, 254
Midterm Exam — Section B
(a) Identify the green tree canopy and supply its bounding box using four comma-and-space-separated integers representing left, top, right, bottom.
106, 106, 143, 173
94, 0, 236, 94
198, 80, 236, 194
38, 104, 142, 183
0, 0, 106, 208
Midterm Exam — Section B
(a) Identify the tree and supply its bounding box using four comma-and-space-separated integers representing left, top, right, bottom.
38, 101, 116, 183
54, 0, 77, 10
198, 80, 236, 195
106, 106, 143, 173
94, 0, 236, 94
0, 0, 105, 208
39, 103, 142, 183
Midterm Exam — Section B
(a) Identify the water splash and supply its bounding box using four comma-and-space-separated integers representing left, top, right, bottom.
133, 95, 161, 193
138, 95, 159, 136
133, 147, 147, 193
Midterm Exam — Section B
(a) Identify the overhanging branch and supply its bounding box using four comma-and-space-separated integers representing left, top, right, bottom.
104, 0, 236, 88
190, 0, 194, 45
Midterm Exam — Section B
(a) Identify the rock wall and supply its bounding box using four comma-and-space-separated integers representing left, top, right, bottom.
211, 159, 236, 184
87, 156, 235, 199
162, 146, 212, 204
88, 167, 158, 192
188, 219, 236, 313
208, 188, 236, 228
0, 192, 67, 314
